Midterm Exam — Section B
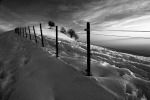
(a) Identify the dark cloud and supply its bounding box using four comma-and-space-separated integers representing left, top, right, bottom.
1, 0, 150, 32
1, 0, 100, 31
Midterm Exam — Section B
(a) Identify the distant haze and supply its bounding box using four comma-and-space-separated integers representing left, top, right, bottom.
79, 33, 150, 57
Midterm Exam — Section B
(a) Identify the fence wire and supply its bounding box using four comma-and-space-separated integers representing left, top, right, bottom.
15, 25, 150, 95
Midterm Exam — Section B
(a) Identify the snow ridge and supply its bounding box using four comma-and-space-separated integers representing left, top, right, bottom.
0, 30, 150, 100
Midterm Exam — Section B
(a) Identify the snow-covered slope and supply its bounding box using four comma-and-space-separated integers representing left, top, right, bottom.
0, 30, 150, 100
30, 25, 74, 41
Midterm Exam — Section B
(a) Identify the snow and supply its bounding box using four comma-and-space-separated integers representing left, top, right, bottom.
0, 30, 150, 100
30, 25, 74, 42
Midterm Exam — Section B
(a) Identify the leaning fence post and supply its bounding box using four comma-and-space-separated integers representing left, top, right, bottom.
28, 26, 31, 40
22, 27, 23, 36
17, 28, 19, 34
25, 27, 28, 38
56, 26, 58, 57
20, 27, 22, 36
15, 28, 17, 33
18, 28, 20, 35
23, 27, 24, 37
86, 22, 91, 76
15, 28, 17, 34
23, 27, 26, 37
19, 27, 21, 35
19, 27, 21, 36
24, 27, 26, 37
21, 27, 23, 36
33, 26, 37, 43
18, 27, 20, 35
40, 23, 44, 47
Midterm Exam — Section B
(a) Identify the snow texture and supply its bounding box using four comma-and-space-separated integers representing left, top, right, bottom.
0, 30, 150, 100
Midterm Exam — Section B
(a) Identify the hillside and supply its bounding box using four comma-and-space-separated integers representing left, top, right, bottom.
0, 30, 150, 100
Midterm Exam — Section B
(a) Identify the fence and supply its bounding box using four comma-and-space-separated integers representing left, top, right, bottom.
14, 22, 91, 76
14, 22, 150, 77
14, 22, 150, 93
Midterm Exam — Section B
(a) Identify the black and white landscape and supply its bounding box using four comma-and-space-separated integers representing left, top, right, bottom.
0, 0, 150, 100
0, 28, 149, 100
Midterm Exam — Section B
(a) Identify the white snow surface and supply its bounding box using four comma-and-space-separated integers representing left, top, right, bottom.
0, 30, 150, 100
30, 25, 74, 41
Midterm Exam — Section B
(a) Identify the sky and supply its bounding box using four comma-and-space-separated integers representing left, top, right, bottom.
1, 0, 150, 31
1, 0, 150, 49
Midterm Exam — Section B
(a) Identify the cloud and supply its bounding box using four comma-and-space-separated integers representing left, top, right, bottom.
0, 5, 25, 20
2, 0, 150, 33
1, 0, 97, 31
73, 0, 150, 29
57, 5, 69, 11
0, 5, 25, 32
0, 19, 14, 31
105, 15, 150, 31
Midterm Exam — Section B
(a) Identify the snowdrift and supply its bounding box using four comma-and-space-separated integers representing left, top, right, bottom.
0, 30, 150, 100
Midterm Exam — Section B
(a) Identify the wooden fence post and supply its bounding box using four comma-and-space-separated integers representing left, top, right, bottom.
40, 23, 44, 47
23, 27, 26, 37
33, 26, 37, 43
18, 27, 20, 35
20, 27, 22, 36
24, 27, 26, 37
15, 28, 17, 34
25, 27, 28, 38
28, 26, 31, 40
86, 22, 91, 76
56, 26, 58, 57
23, 27, 24, 37
19, 27, 20, 35
17, 28, 19, 34
18, 28, 19, 35
15, 28, 17, 33
22, 27, 23, 36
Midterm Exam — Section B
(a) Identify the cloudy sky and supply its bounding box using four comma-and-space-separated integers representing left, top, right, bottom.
1, 0, 150, 44
1, 0, 150, 30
